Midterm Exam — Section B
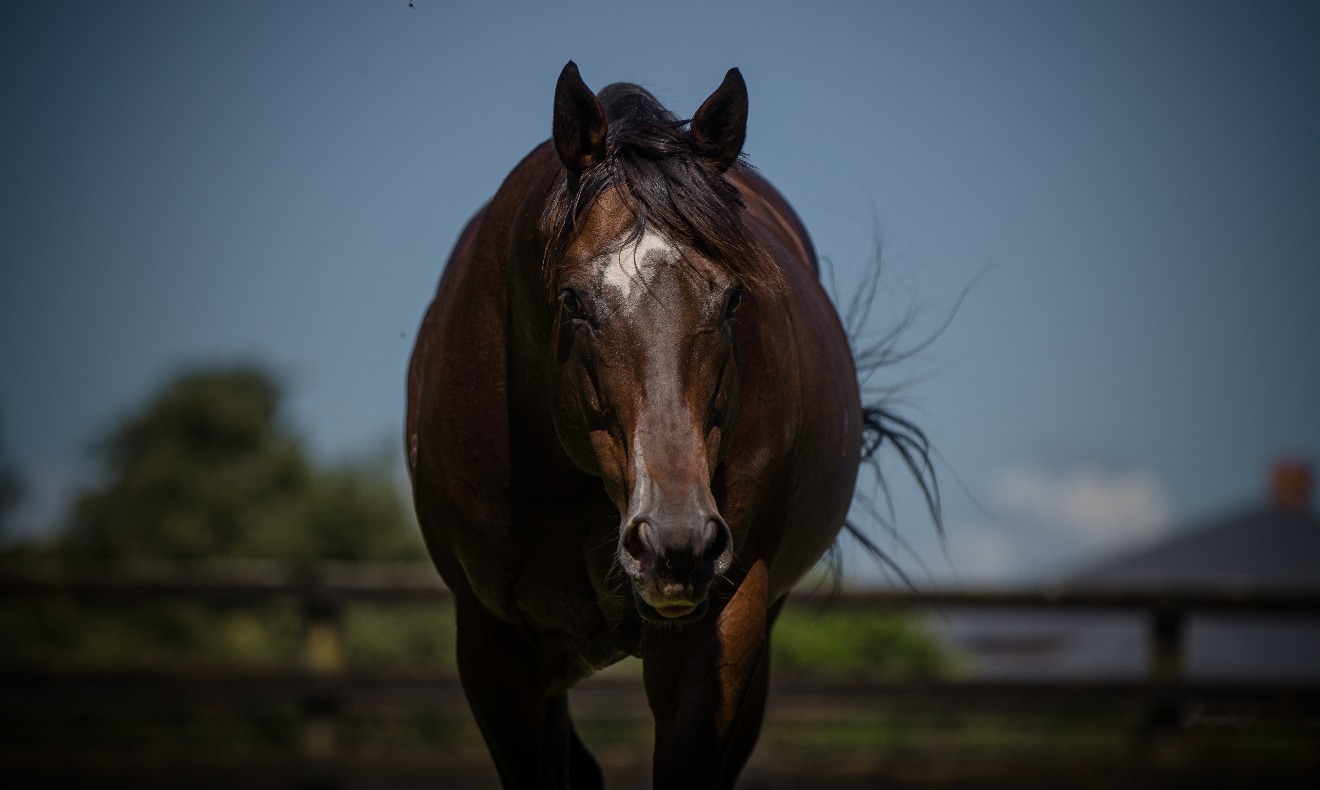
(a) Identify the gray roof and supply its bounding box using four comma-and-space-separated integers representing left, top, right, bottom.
1069, 505, 1320, 590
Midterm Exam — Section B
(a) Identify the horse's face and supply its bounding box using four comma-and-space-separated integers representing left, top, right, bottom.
544, 62, 759, 623
550, 190, 741, 623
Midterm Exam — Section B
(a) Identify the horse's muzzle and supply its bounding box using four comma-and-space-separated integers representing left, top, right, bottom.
618, 514, 733, 622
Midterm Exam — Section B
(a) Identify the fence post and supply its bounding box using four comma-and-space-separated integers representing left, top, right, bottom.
1141, 604, 1185, 768
1148, 606, 1183, 682
301, 585, 343, 770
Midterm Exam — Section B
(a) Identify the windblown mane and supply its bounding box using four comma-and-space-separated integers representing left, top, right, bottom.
540, 83, 785, 294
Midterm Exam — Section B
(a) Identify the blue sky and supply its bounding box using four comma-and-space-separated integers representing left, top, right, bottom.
2, 1, 1317, 584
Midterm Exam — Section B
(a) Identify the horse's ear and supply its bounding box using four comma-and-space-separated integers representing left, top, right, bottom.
553, 61, 608, 174
689, 68, 748, 172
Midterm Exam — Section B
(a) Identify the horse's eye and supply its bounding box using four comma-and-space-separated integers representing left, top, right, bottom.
560, 289, 586, 318
724, 287, 743, 320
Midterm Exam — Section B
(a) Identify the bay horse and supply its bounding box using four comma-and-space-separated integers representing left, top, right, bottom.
407, 62, 895, 788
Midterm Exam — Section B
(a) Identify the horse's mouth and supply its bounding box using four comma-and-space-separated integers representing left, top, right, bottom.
632, 591, 709, 624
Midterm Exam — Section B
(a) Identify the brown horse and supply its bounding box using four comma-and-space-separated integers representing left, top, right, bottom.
407, 62, 880, 788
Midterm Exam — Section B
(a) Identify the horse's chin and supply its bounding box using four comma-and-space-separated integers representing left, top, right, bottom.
632, 591, 710, 624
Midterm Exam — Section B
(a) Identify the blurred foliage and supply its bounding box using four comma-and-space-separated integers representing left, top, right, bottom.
772, 607, 956, 677
341, 602, 456, 671
54, 363, 423, 561
0, 361, 439, 672
0, 599, 457, 673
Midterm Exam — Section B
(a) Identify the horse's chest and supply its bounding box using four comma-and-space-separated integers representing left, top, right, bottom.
511, 564, 631, 687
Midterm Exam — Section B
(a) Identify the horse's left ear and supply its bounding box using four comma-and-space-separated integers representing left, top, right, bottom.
690, 68, 748, 172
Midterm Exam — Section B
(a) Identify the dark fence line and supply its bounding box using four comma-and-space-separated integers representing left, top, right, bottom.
9, 560, 1320, 684
8, 560, 1320, 610
0, 561, 449, 604
3, 562, 1319, 788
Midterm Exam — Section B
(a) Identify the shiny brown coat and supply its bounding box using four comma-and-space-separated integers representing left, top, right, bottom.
406, 62, 862, 789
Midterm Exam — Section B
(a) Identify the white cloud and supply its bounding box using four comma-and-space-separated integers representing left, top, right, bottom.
990, 462, 1171, 551
946, 523, 1020, 584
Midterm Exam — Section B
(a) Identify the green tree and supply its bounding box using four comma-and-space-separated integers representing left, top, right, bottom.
58, 363, 423, 561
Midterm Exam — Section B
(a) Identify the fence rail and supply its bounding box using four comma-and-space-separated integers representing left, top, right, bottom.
8, 560, 1320, 609
3, 562, 1319, 788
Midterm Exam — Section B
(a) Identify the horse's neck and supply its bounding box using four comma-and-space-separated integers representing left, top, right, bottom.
500, 166, 574, 465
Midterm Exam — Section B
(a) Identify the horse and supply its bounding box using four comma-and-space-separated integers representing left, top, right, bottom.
407, 61, 890, 788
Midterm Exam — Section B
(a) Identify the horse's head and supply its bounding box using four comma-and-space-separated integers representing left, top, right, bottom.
542, 62, 777, 623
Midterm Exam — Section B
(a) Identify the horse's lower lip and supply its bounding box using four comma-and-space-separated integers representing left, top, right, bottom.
633, 592, 709, 623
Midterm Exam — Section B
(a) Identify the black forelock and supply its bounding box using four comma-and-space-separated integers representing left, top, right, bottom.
540, 84, 784, 295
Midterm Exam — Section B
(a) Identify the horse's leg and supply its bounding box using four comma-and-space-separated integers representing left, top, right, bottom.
717, 596, 786, 781
568, 715, 605, 790
455, 597, 596, 788
641, 560, 773, 790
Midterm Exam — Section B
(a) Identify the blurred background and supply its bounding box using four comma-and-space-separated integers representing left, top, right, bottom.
2, 1, 1318, 787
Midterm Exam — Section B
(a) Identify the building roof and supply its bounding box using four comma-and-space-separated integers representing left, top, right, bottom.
1068, 504, 1320, 591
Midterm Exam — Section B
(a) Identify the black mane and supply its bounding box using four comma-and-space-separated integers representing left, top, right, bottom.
540, 83, 784, 294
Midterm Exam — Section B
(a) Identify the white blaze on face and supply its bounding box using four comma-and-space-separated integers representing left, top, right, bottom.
625, 422, 653, 518
598, 229, 678, 304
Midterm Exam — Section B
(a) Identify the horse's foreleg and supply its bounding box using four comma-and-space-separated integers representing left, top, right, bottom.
568, 714, 605, 790
641, 560, 773, 790
455, 598, 599, 789
720, 595, 786, 780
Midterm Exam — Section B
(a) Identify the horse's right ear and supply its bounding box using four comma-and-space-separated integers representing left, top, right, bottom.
553, 61, 608, 174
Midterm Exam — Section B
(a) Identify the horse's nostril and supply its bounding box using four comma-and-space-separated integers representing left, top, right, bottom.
621, 519, 655, 573
703, 517, 732, 572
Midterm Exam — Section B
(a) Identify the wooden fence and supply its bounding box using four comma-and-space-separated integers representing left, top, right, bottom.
3, 562, 1319, 788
